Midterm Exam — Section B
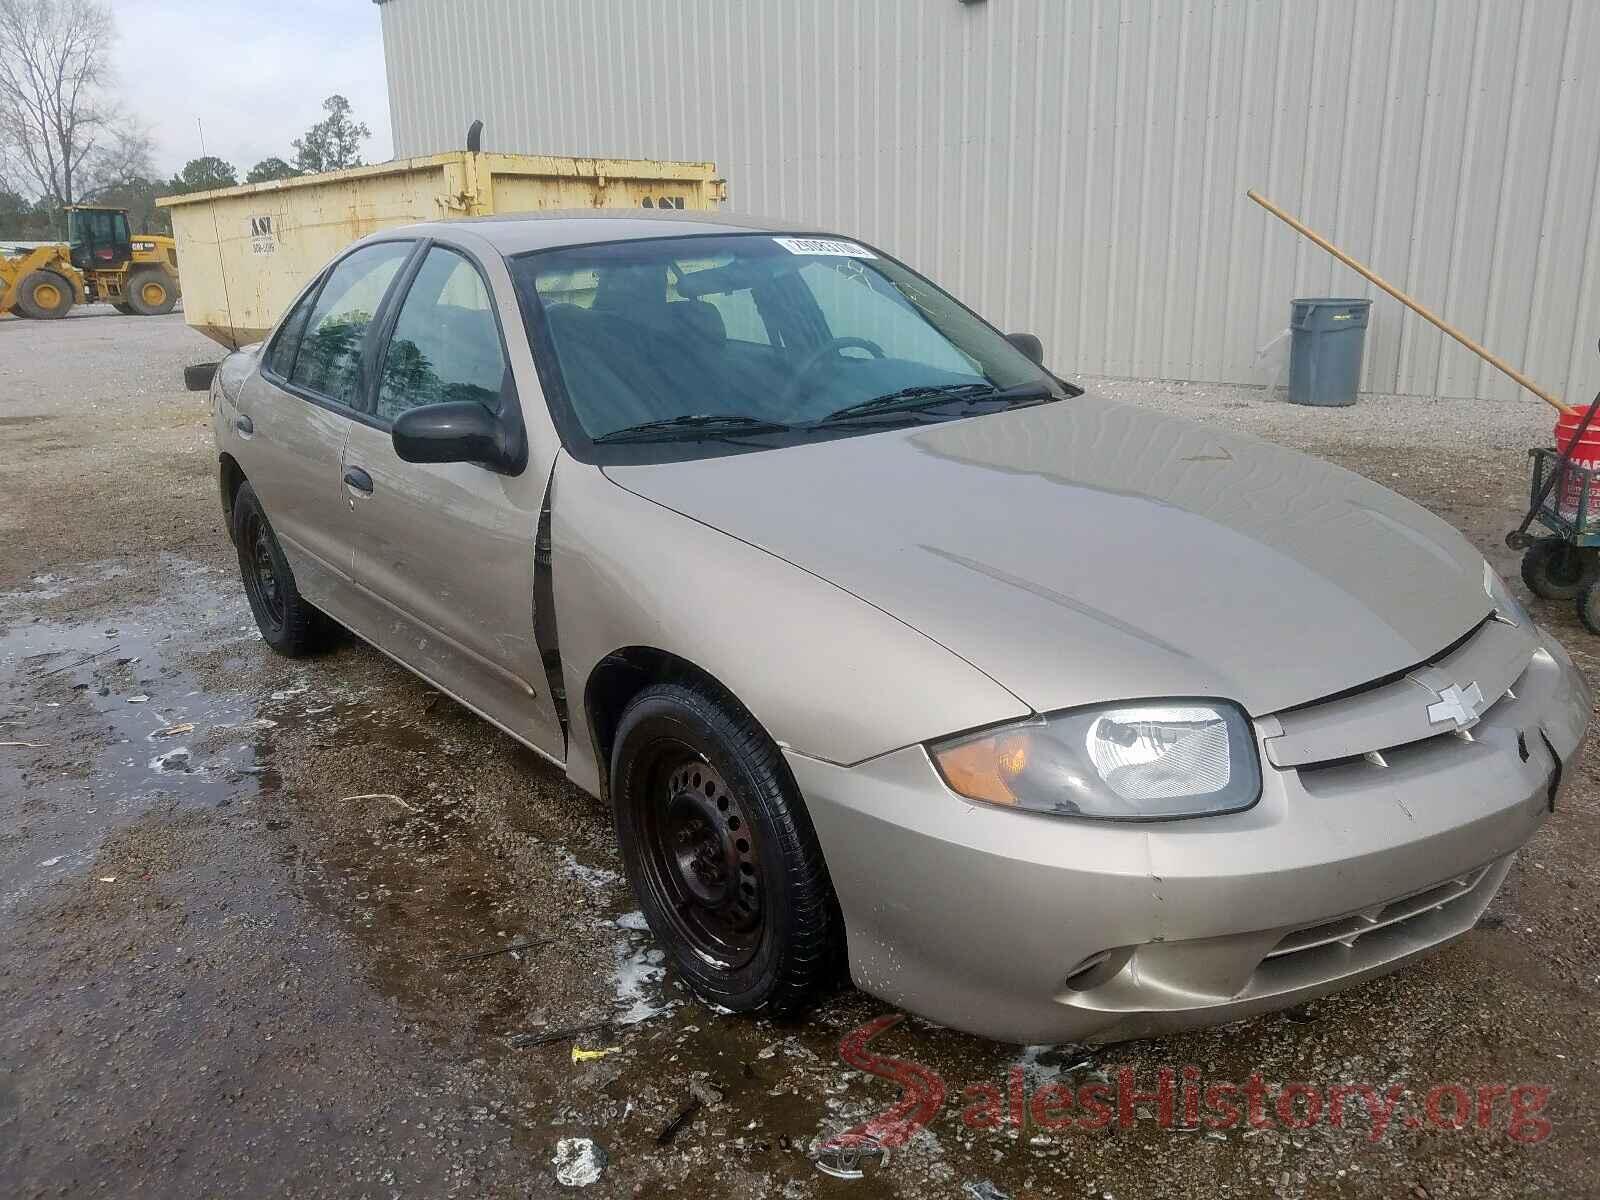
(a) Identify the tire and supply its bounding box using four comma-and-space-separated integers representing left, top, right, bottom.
1580, 581, 1600, 635
611, 682, 843, 1016
112, 302, 135, 315
231, 482, 333, 656
1521, 539, 1590, 601
125, 268, 178, 316
15, 270, 72, 319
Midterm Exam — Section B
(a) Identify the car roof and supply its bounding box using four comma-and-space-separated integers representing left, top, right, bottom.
391, 209, 819, 256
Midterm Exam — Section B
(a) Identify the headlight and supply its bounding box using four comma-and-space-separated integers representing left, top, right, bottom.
929, 701, 1262, 821
1483, 560, 1530, 628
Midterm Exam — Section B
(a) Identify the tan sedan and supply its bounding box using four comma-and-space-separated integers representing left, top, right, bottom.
205, 212, 1590, 1044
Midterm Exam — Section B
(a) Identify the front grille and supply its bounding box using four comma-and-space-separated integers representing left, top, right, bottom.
1263, 617, 1534, 771
1251, 859, 1504, 990
1264, 863, 1492, 961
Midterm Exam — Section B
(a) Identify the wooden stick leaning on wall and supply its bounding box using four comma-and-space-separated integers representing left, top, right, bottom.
1247, 189, 1575, 416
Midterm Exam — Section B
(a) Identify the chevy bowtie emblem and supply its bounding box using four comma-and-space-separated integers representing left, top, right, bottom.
1427, 681, 1485, 729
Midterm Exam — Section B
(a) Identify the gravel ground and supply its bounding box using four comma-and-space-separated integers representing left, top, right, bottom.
2, 308, 1597, 1199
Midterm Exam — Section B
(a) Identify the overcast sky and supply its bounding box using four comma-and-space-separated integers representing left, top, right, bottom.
111, 0, 394, 179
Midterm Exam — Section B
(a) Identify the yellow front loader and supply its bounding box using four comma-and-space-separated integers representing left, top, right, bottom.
0, 206, 180, 319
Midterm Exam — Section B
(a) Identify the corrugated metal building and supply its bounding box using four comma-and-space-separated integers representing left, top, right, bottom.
378, 0, 1600, 403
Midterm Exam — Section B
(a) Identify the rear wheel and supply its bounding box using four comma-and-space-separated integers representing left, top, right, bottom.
611, 682, 843, 1016
1521, 539, 1590, 601
126, 268, 178, 316
231, 482, 334, 656
1580, 581, 1600, 635
15, 271, 72, 319
112, 302, 135, 315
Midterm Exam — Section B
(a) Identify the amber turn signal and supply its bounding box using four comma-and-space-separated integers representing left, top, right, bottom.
930, 731, 1031, 806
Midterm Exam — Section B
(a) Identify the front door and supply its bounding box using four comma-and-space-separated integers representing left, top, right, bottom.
340, 243, 565, 761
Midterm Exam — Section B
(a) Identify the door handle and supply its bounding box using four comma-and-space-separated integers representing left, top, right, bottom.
343, 466, 374, 495
234, 415, 253, 436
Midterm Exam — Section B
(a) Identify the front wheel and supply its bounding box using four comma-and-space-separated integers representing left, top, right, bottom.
231, 482, 334, 657
16, 271, 72, 319
1521, 539, 1590, 601
611, 682, 843, 1015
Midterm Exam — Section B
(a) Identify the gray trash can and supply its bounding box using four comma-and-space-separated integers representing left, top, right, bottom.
1288, 298, 1371, 407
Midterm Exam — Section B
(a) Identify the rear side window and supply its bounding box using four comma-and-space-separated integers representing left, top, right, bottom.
265, 284, 318, 378
376, 247, 507, 423
289, 241, 412, 406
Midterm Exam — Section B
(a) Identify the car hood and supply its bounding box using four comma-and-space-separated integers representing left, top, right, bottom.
604, 393, 1493, 717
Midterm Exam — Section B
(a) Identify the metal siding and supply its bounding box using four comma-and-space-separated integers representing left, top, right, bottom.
379, 0, 1600, 403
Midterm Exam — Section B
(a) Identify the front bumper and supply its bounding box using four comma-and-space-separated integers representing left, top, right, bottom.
790, 636, 1590, 1045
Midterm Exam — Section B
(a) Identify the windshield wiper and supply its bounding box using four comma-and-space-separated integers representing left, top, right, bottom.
813, 381, 1055, 426
592, 413, 792, 444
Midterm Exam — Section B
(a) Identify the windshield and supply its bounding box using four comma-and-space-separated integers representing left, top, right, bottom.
511, 233, 1070, 459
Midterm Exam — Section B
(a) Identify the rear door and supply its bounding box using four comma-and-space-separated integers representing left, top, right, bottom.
340, 240, 565, 760
233, 239, 415, 617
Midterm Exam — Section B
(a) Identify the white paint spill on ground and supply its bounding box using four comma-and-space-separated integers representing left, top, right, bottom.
562, 853, 621, 892
552, 1137, 606, 1187
612, 939, 673, 1026
615, 910, 649, 931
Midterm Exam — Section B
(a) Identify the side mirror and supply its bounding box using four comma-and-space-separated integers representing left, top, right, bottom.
184, 361, 219, 392
1006, 332, 1044, 367
392, 401, 525, 474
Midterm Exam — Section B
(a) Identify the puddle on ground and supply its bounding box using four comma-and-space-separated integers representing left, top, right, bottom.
0, 562, 265, 910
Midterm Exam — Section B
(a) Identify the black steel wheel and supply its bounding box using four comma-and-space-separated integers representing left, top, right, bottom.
642, 756, 765, 967
1521, 539, 1590, 601
231, 482, 333, 657
612, 682, 843, 1014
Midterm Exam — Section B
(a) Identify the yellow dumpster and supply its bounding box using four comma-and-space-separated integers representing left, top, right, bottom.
158, 151, 727, 348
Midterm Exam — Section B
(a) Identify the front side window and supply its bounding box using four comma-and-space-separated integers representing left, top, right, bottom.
69, 210, 121, 262
376, 247, 507, 423
289, 241, 412, 407
513, 233, 1066, 460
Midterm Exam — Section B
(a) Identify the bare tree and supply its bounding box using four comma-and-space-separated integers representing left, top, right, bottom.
80, 122, 152, 198
0, 0, 128, 209
0, 135, 19, 195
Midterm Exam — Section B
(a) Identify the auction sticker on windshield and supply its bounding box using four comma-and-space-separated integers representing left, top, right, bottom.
774, 236, 877, 258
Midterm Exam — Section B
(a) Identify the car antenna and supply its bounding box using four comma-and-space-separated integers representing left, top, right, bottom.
196, 117, 240, 352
